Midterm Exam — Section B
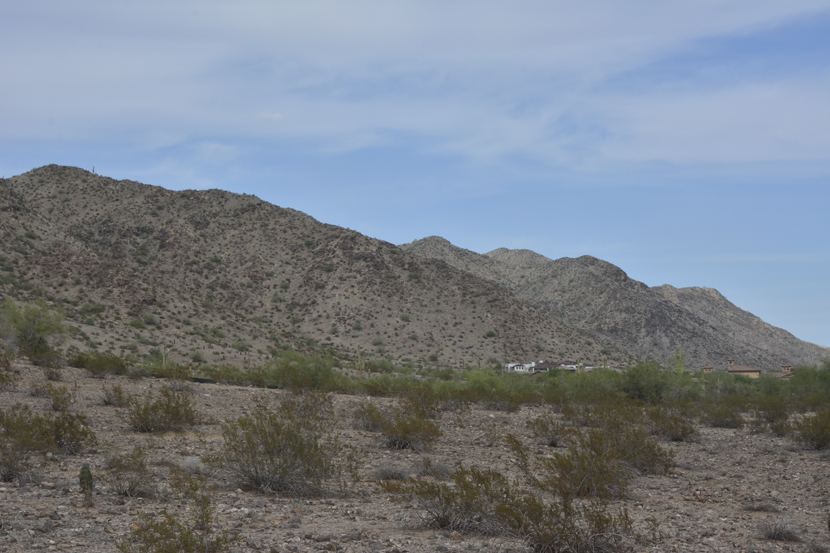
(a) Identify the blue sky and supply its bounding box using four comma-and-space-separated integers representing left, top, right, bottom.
2, 1, 829, 348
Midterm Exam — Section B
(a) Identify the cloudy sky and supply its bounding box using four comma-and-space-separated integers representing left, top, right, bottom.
2, 1, 829, 348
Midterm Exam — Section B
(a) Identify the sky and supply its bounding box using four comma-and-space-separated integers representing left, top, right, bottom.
2, 1, 829, 348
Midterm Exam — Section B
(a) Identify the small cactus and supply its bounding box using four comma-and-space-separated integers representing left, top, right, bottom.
80, 462, 94, 506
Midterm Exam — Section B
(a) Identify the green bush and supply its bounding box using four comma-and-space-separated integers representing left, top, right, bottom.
527, 413, 568, 447
0, 405, 96, 474
381, 465, 508, 534
71, 350, 129, 376
44, 383, 73, 411
382, 461, 660, 553
0, 350, 18, 390
0, 299, 66, 360
117, 470, 229, 553
129, 389, 199, 433
32, 381, 74, 411
352, 399, 385, 432
106, 445, 154, 497
498, 492, 660, 553
646, 405, 698, 442
102, 384, 131, 407
212, 396, 343, 496
704, 404, 744, 429
620, 362, 669, 402
380, 407, 442, 452
49, 412, 98, 454
265, 351, 341, 392
518, 401, 673, 501
793, 408, 830, 450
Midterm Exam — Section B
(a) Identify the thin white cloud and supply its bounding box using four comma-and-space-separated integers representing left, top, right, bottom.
2, 0, 830, 169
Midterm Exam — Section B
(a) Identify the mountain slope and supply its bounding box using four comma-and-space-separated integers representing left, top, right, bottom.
0, 165, 623, 369
401, 236, 829, 370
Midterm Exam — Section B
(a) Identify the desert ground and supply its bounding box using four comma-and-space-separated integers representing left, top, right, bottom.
1, 361, 829, 553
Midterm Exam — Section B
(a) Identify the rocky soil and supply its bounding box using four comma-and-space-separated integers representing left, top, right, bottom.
2, 361, 830, 553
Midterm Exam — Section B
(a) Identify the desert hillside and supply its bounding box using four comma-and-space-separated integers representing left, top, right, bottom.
401, 236, 829, 370
0, 165, 624, 370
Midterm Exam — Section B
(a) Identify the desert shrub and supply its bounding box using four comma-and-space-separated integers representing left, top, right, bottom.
530, 430, 633, 500
703, 404, 745, 429
0, 299, 66, 360
0, 353, 19, 390
32, 381, 74, 411
527, 413, 568, 447
42, 364, 62, 381
276, 391, 334, 432
106, 445, 155, 497
266, 351, 340, 391
71, 350, 128, 376
412, 456, 451, 481
46, 383, 73, 411
102, 384, 131, 407
463, 370, 540, 412
793, 408, 830, 450
380, 407, 442, 452
117, 469, 229, 553
129, 389, 199, 433
382, 463, 660, 552
381, 465, 509, 535
375, 466, 408, 481
748, 394, 792, 435
558, 368, 622, 401
0, 347, 12, 371
514, 410, 673, 501
620, 362, 669, 402
0, 405, 43, 481
498, 493, 660, 553
757, 518, 801, 542
646, 405, 697, 442
48, 412, 97, 454
399, 381, 441, 419
212, 399, 342, 496
1, 404, 96, 462
352, 399, 385, 432
434, 384, 480, 412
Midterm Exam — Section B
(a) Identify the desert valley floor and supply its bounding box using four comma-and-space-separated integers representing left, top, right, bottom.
1, 362, 829, 553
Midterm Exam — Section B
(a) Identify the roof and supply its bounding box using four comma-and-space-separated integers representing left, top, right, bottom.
728, 365, 761, 373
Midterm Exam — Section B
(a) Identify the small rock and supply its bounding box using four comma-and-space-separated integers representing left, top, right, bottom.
41, 482, 56, 489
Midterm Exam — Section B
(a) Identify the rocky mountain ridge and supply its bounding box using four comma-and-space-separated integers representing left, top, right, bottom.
0, 165, 622, 369
400, 236, 829, 370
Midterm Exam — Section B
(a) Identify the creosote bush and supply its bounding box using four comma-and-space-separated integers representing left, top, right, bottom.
106, 445, 155, 497
757, 518, 801, 542
102, 383, 131, 407
212, 393, 347, 496
527, 413, 567, 447
129, 388, 199, 433
117, 469, 229, 553
352, 399, 385, 432
0, 404, 97, 481
32, 382, 74, 411
379, 406, 442, 452
382, 461, 660, 553
71, 350, 129, 377
793, 407, 830, 450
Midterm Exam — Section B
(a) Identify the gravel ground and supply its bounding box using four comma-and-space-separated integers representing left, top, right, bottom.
1, 361, 829, 553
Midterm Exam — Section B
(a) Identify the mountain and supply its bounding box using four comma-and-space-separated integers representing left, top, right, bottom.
400, 236, 829, 370
0, 165, 624, 369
